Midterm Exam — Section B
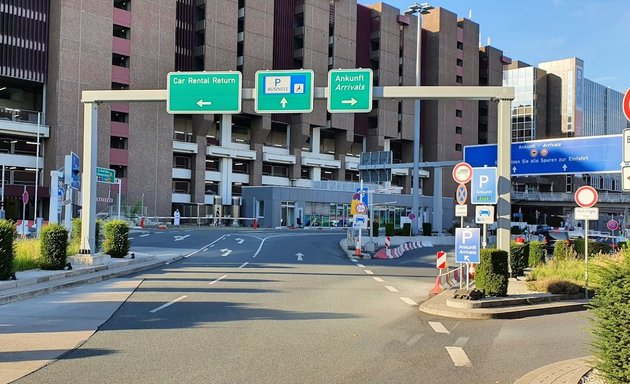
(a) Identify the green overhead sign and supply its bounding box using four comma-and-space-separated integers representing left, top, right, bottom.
167, 71, 242, 114
255, 70, 314, 113
96, 167, 115, 184
327, 69, 373, 113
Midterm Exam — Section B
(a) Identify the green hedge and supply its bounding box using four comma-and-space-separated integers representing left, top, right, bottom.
103, 220, 130, 258
474, 248, 509, 297
71, 218, 103, 252
553, 239, 575, 261
402, 223, 412, 236
510, 241, 529, 277
40, 223, 68, 270
372, 222, 379, 237
385, 223, 395, 237
0, 220, 15, 279
528, 241, 546, 267
588, 250, 630, 382
422, 222, 432, 236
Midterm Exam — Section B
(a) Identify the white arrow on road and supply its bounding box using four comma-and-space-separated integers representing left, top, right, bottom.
341, 98, 358, 106
174, 235, 190, 242
296, 253, 304, 261
280, 97, 288, 108
235, 238, 244, 244
562, 164, 568, 171
196, 99, 212, 107
220, 248, 232, 257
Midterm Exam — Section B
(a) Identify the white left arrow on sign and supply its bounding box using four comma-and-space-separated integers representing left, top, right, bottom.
197, 100, 212, 107
220, 248, 232, 257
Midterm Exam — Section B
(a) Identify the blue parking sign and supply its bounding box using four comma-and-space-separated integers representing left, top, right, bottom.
455, 228, 480, 263
471, 167, 497, 205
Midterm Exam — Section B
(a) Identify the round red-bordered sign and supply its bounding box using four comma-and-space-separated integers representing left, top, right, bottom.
455, 184, 468, 205
355, 203, 367, 214
623, 88, 630, 122
575, 186, 598, 208
452, 162, 473, 184
22, 190, 29, 204
607, 220, 619, 231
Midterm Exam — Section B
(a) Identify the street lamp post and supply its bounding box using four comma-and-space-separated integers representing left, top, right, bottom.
405, 2, 433, 235
34, 112, 41, 237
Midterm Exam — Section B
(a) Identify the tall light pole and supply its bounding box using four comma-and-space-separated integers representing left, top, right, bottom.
34, 112, 41, 237
405, 2, 433, 235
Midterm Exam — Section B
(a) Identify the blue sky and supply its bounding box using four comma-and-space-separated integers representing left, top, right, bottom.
359, 0, 630, 93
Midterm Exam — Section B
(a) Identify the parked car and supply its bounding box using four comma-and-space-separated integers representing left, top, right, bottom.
538, 230, 570, 255
534, 224, 551, 235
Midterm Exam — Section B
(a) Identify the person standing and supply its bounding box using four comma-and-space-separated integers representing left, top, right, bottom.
174, 209, 181, 227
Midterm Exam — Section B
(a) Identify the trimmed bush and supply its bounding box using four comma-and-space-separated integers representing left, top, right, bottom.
103, 220, 130, 258
385, 223, 395, 237
588, 250, 630, 383
372, 222, 379, 237
71, 219, 103, 253
40, 223, 68, 270
546, 279, 582, 295
474, 248, 509, 297
402, 223, 412, 236
422, 222, 432, 236
0, 220, 16, 279
553, 239, 575, 261
528, 241, 546, 267
510, 241, 529, 277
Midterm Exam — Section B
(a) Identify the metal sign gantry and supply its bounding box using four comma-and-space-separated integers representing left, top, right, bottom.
79, 84, 514, 258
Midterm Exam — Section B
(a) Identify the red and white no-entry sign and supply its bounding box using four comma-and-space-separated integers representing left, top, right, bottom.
436, 250, 447, 269
452, 162, 473, 184
575, 186, 598, 208
623, 88, 630, 122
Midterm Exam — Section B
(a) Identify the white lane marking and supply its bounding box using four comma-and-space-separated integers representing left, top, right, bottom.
453, 337, 469, 347
209, 275, 228, 285
296, 253, 303, 261
385, 286, 399, 293
128, 237, 135, 240
220, 248, 232, 257
174, 235, 191, 242
149, 295, 188, 314
407, 334, 423, 346
445, 346, 472, 367
351, 259, 359, 263
252, 237, 268, 258
183, 235, 228, 259
202, 248, 209, 252
356, 263, 365, 268
235, 238, 244, 244
428, 321, 450, 334
373, 277, 385, 283
400, 297, 418, 306
140, 234, 150, 238
364, 270, 374, 275
238, 262, 249, 269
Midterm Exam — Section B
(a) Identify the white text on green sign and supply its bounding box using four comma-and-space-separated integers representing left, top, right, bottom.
327, 69, 373, 113
254, 70, 314, 113
96, 167, 115, 184
167, 71, 242, 114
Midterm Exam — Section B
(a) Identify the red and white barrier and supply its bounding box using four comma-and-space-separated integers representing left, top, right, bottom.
373, 241, 432, 259
385, 236, 391, 249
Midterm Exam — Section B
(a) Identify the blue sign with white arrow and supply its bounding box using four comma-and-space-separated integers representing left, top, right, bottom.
464, 135, 622, 176
471, 167, 498, 205
455, 228, 480, 263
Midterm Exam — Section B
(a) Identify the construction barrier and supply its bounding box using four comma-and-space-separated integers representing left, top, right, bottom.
372, 241, 433, 259
384, 236, 391, 249
431, 268, 463, 294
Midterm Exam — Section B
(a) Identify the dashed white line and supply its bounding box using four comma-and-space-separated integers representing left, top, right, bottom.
453, 337, 469, 347
351, 259, 359, 263
202, 248, 208, 252
364, 270, 374, 275
356, 263, 365, 268
128, 237, 135, 240
384, 286, 399, 293
373, 277, 385, 283
428, 321, 450, 334
400, 297, 418, 306
184, 235, 228, 258
140, 234, 150, 238
149, 295, 187, 314
209, 274, 228, 285
238, 262, 249, 269
406, 334, 423, 346
445, 346, 472, 367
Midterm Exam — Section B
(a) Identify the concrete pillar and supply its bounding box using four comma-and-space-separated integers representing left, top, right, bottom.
312, 167, 321, 181
213, 195, 222, 225
219, 114, 233, 205
231, 196, 240, 226
312, 127, 321, 154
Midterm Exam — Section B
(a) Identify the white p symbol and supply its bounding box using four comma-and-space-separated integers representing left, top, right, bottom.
479, 175, 489, 187
462, 230, 472, 244
274, 78, 281, 86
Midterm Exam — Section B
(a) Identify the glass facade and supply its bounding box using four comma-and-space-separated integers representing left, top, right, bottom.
503, 67, 536, 142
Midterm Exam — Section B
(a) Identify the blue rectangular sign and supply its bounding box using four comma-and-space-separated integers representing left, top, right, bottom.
463, 135, 622, 176
471, 167, 497, 205
455, 228, 480, 263
355, 187, 369, 206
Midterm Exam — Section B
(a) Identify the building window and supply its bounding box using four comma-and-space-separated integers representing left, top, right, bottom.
267, 124, 288, 148
206, 124, 220, 146
566, 175, 573, 193
112, 53, 129, 68
301, 167, 311, 179
455, 143, 462, 152
262, 163, 288, 177
455, 126, 462, 134
232, 125, 250, 144
173, 180, 191, 194
456, 109, 463, 118
112, 82, 129, 90
110, 136, 128, 149
456, 75, 463, 84
114, 0, 130, 10
173, 155, 192, 169
457, 41, 463, 50
233, 161, 249, 174
205, 181, 218, 195
456, 58, 463, 67
232, 182, 245, 196
321, 169, 334, 180
206, 156, 220, 171
345, 171, 359, 182
113, 24, 130, 39
111, 165, 127, 178
111, 111, 128, 123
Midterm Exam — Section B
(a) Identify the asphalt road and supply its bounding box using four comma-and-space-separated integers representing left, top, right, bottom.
15, 229, 591, 384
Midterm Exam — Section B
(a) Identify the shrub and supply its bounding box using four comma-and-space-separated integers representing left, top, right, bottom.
553, 239, 575, 261
103, 220, 130, 258
14, 239, 44, 271
71, 218, 103, 252
572, 238, 611, 257
528, 241, 546, 267
71, 217, 82, 243
510, 226, 523, 234
474, 248, 509, 297
402, 223, 412, 236
422, 222, 432, 236
510, 241, 529, 277
0, 220, 16, 279
588, 251, 630, 383
385, 223, 395, 237
545, 279, 582, 294
372, 222, 379, 237
40, 223, 68, 270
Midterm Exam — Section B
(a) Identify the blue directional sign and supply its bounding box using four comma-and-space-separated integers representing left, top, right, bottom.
355, 187, 369, 206
455, 228, 480, 263
471, 167, 497, 205
464, 135, 622, 176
